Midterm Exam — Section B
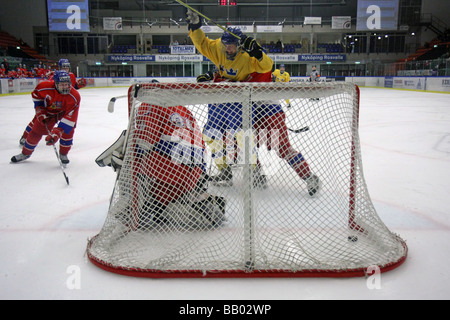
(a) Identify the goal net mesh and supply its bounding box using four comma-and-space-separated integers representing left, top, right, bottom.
87, 82, 407, 277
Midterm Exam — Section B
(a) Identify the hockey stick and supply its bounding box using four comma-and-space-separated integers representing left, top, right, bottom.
288, 126, 309, 133
45, 123, 70, 186
174, 0, 241, 40
108, 85, 140, 201
108, 95, 127, 113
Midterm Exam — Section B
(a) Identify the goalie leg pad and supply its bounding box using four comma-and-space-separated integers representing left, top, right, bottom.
95, 130, 126, 168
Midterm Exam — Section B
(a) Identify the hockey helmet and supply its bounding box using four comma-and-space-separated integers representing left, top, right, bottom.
53, 70, 72, 95
221, 27, 242, 46
58, 58, 71, 71
221, 27, 243, 60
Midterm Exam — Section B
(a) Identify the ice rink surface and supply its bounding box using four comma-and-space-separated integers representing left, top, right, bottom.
0, 86, 449, 300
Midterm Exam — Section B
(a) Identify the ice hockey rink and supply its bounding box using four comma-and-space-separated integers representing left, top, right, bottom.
0, 85, 449, 300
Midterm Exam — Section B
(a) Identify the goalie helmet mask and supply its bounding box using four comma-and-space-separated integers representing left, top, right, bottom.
221, 27, 243, 61
53, 70, 72, 95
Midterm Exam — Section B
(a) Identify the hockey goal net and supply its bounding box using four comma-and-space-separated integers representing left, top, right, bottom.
87, 82, 407, 278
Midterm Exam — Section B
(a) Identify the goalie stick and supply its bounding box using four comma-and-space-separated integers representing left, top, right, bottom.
107, 85, 141, 209
107, 95, 127, 113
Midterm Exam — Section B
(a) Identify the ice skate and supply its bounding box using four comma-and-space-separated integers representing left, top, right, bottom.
209, 166, 233, 187
304, 174, 320, 196
11, 153, 30, 163
60, 154, 70, 164
252, 165, 267, 189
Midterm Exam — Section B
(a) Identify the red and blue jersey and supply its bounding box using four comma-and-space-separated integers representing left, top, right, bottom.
134, 103, 206, 168
31, 80, 80, 134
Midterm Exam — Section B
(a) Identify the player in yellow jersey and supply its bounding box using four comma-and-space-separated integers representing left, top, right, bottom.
187, 15, 272, 81
272, 64, 291, 108
186, 9, 273, 188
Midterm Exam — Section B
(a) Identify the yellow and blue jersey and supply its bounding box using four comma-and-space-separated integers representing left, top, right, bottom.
189, 29, 273, 81
272, 69, 290, 83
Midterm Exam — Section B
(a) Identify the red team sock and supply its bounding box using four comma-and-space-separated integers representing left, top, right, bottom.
255, 112, 311, 180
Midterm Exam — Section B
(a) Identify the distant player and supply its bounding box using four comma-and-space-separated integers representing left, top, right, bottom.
186, 9, 272, 187
50, 59, 87, 90
18, 59, 86, 164
272, 64, 291, 108
309, 65, 320, 82
11, 70, 81, 163
96, 84, 225, 229
309, 66, 320, 101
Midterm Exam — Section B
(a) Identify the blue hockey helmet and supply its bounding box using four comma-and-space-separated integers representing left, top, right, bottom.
53, 70, 71, 95
221, 27, 242, 60
58, 58, 71, 71
221, 27, 242, 46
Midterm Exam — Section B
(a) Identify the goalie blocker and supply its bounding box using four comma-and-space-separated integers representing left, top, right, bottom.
95, 100, 226, 230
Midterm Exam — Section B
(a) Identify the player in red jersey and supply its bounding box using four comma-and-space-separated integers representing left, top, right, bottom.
249, 71, 320, 196
18, 59, 86, 163
49, 59, 87, 90
11, 70, 81, 164
0, 64, 5, 78
96, 83, 225, 229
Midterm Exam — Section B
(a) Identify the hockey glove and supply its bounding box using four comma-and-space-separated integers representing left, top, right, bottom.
36, 108, 49, 125
239, 35, 263, 60
186, 9, 202, 31
45, 127, 63, 145
76, 78, 87, 89
196, 71, 214, 83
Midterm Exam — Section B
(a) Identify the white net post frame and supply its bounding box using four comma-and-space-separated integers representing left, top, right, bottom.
87, 82, 408, 278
